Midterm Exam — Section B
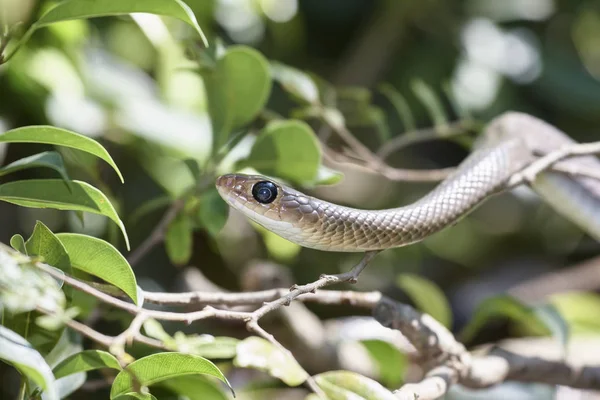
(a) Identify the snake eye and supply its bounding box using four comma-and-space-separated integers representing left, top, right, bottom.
252, 181, 278, 204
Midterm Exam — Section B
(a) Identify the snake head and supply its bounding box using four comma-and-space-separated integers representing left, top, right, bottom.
215, 173, 319, 239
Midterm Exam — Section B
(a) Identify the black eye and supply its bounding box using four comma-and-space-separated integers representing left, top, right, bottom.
252, 181, 278, 204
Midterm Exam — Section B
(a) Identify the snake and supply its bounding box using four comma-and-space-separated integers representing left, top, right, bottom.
216, 112, 600, 252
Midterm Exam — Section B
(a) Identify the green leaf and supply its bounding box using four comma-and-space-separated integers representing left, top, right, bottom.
55, 233, 138, 304
0, 179, 130, 249
0, 325, 59, 400
196, 189, 229, 237
314, 370, 396, 400
110, 352, 232, 399
160, 375, 229, 400
459, 296, 547, 343
0, 151, 70, 182
396, 273, 452, 329
234, 336, 308, 386
0, 126, 124, 183
165, 213, 193, 266
203, 45, 272, 151
378, 84, 415, 132
53, 350, 122, 379
26, 221, 71, 274
10, 234, 27, 254
36, 0, 207, 46
550, 292, 600, 335
411, 80, 448, 127
271, 62, 319, 104
241, 120, 321, 185
114, 393, 157, 400
314, 165, 344, 186
361, 340, 406, 388
172, 332, 239, 359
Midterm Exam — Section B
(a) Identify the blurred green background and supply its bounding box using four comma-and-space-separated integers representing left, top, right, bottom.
1, 0, 600, 398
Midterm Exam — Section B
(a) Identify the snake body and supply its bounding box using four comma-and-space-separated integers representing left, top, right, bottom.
216, 112, 600, 252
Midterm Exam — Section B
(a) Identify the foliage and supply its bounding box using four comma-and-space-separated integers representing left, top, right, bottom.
0, 0, 599, 399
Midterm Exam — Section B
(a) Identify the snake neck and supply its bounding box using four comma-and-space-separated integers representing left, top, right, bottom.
288, 138, 533, 252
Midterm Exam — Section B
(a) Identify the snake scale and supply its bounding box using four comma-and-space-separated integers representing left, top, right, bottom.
216, 112, 600, 252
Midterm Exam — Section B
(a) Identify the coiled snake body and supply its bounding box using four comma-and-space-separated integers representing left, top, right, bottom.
216, 113, 600, 252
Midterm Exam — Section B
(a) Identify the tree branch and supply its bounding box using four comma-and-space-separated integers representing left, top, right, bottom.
372, 297, 600, 399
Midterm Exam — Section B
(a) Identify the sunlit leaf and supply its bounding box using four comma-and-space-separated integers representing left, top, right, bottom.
0, 179, 130, 250
53, 350, 122, 379
0, 151, 70, 183
196, 189, 229, 237
110, 352, 232, 399
26, 221, 71, 274
160, 375, 229, 400
203, 45, 272, 151
0, 126, 123, 183
271, 62, 319, 104
550, 292, 600, 335
173, 332, 239, 359
165, 212, 193, 266
55, 233, 138, 304
0, 325, 59, 400
36, 0, 207, 46
234, 336, 308, 386
396, 273, 452, 328
241, 120, 321, 185
314, 165, 344, 186
314, 370, 396, 400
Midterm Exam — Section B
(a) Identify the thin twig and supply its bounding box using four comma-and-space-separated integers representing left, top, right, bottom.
508, 141, 600, 187
127, 199, 185, 267
376, 120, 474, 160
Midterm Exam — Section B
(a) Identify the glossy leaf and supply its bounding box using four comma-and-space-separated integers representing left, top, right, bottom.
396, 273, 452, 328
0, 126, 123, 183
36, 0, 207, 46
165, 213, 193, 266
110, 352, 231, 399
0, 151, 69, 182
0, 179, 130, 249
241, 120, 321, 184
203, 45, 272, 151
160, 375, 229, 400
55, 233, 138, 304
196, 189, 229, 237
271, 62, 319, 104
53, 350, 122, 379
314, 370, 396, 400
0, 325, 58, 400
234, 336, 308, 386
26, 221, 71, 274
